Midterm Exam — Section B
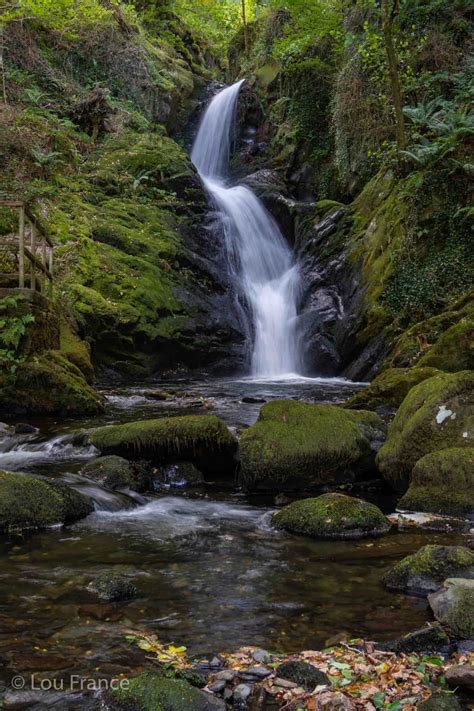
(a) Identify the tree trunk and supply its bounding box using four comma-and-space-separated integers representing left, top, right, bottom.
241, 0, 248, 52
380, 0, 406, 152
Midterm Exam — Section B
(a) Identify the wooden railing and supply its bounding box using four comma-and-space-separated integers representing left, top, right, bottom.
0, 200, 54, 294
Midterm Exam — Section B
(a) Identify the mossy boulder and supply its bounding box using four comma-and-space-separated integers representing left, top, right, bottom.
0, 470, 93, 533
417, 694, 463, 711
428, 578, 474, 639
109, 673, 225, 711
272, 493, 390, 540
398, 448, 474, 518
81, 456, 153, 492
376, 371, 474, 491
239, 400, 386, 492
59, 319, 94, 384
383, 545, 474, 596
276, 660, 330, 690
344, 367, 441, 411
90, 415, 237, 476
0, 351, 104, 416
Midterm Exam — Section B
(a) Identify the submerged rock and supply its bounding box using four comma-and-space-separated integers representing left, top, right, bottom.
109, 673, 226, 710
344, 367, 441, 411
82, 455, 153, 492
376, 370, 474, 491
239, 400, 386, 492
398, 448, 474, 518
90, 415, 237, 476
0, 470, 93, 533
428, 578, 474, 639
383, 545, 474, 596
272, 493, 390, 540
88, 573, 137, 602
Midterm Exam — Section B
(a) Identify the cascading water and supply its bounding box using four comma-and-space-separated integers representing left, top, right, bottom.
191, 80, 302, 378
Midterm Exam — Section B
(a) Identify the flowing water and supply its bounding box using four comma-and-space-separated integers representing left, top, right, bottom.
0, 377, 467, 700
191, 80, 302, 377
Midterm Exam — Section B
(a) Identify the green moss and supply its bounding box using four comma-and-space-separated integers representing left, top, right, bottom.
376, 371, 474, 491
110, 673, 221, 711
429, 578, 474, 639
59, 318, 94, 383
0, 350, 104, 416
344, 367, 441, 411
239, 400, 385, 492
398, 447, 474, 517
272, 493, 390, 539
386, 296, 474, 372
0, 470, 93, 533
383, 545, 474, 595
417, 693, 463, 711
81, 455, 152, 492
90, 415, 236, 474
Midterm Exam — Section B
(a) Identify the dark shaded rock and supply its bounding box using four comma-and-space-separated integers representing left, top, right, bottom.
276, 660, 329, 690
377, 623, 450, 654
242, 396, 266, 404
82, 455, 153, 492
428, 578, 474, 639
445, 664, 474, 692
417, 693, 463, 710
88, 573, 137, 602
156, 461, 204, 488
14, 422, 38, 434
382, 545, 474, 596
272, 493, 390, 540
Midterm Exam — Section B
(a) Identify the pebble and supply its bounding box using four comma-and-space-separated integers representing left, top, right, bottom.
251, 648, 271, 665
233, 683, 252, 702
273, 677, 298, 689
238, 666, 272, 680
209, 680, 226, 693
445, 664, 474, 692
215, 669, 235, 681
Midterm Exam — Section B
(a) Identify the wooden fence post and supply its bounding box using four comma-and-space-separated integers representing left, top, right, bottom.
18, 205, 25, 288
30, 222, 36, 291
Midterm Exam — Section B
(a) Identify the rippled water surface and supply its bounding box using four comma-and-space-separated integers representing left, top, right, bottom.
0, 377, 466, 685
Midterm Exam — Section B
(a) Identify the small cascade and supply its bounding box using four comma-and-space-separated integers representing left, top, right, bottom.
191, 80, 302, 378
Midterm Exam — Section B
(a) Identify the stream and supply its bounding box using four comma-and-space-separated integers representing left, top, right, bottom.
0, 377, 465, 691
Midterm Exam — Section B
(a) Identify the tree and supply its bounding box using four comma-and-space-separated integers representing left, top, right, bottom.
380, 0, 406, 152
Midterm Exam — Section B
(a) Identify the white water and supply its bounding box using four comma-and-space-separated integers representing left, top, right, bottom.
191, 80, 302, 377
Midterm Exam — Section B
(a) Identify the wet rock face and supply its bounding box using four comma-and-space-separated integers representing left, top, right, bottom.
295, 206, 381, 380
88, 573, 137, 602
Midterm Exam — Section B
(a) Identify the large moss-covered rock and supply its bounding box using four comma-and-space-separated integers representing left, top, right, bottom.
239, 400, 386, 492
428, 578, 474, 639
90, 415, 237, 475
272, 493, 390, 540
110, 673, 225, 711
81, 455, 153, 492
0, 351, 104, 416
0, 470, 93, 533
398, 448, 474, 518
376, 371, 474, 491
383, 545, 474, 596
344, 367, 441, 411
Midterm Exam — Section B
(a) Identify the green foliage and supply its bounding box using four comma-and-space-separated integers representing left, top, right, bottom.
0, 296, 35, 373
1, 0, 115, 33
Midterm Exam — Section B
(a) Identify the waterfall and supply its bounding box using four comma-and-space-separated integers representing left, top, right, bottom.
191, 80, 302, 378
